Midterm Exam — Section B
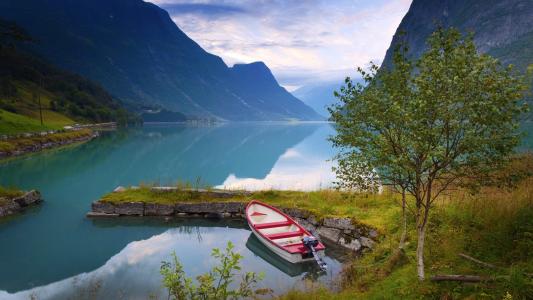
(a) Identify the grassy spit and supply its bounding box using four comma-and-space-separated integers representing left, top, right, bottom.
100, 156, 533, 299
0, 128, 94, 155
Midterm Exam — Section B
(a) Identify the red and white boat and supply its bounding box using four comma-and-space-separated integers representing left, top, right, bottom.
245, 200, 326, 265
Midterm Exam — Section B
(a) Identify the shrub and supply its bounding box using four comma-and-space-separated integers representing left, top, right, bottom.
160, 241, 264, 300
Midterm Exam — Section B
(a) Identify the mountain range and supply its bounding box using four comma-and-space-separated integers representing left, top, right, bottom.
0, 0, 321, 121
383, 0, 533, 73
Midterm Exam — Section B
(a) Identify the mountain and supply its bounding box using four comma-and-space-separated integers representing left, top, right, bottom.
229, 62, 321, 120
382, 0, 533, 72
0, 0, 321, 121
0, 20, 139, 134
293, 81, 353, 118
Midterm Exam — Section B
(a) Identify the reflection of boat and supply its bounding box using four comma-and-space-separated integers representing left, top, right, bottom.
245, 200, 325, 264
245, 233, 311, 277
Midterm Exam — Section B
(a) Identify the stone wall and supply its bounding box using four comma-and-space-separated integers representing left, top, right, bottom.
89, 200, 378, 253
0, 190, 42, 217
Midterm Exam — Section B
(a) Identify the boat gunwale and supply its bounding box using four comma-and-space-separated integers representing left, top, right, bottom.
245, 200, 325, 255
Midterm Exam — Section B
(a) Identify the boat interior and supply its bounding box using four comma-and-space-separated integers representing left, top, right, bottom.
247, 203, 309, 251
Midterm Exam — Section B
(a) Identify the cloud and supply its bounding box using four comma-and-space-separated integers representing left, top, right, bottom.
149, 0, 412, 87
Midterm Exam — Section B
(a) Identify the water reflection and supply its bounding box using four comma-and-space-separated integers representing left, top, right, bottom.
0, 123, 337, 294
0, 219, 344, 300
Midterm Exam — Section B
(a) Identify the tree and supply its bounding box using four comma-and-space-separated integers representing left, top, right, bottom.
330, 27, 529, 281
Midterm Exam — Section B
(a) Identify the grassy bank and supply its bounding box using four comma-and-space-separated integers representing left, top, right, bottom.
0, 128, 94, 155
99, 158, 533, 299
101, 187, 399, 231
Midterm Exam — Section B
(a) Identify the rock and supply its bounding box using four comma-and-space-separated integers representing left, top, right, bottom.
295, 217, 317, 233
307, 215, 319, 226
92, 201, 116, 214
282, 208, 309, 219
115, 202, 144, 216
317, 227, 342, 242
339, 236, 362, 252
114, 186, 126, 192
369, 229, 378, 239
205, 212, 224, 218
359, 236, 375, 249
322, 217, 355, 230
145, 203, 174, 216
175, 202, 244, 214
86, 212, 119, 218
13, 190, 41, 207
222, 212, 231, 218
0, 201, 21, 217
176, 212, 188, 217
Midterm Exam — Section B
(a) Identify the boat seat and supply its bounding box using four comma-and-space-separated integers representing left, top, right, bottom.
266, 230, 303, 240
254, 220, 292, 229
282, 243, 307, 253
250, 212, 267, 217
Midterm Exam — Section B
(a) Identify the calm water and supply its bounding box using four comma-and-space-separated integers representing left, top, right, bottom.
0, 123, 344, 299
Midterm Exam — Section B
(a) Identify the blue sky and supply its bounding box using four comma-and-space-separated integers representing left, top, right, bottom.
149, 0, 412, 90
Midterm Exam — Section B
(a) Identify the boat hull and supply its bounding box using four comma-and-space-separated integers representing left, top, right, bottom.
245, 200, 326, 264
250, 226, 324, 264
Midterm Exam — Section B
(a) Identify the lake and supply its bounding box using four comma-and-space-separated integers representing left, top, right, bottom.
0, 123, 343, 299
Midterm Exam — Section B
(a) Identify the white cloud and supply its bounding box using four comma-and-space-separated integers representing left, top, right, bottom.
149, 0, 412, 86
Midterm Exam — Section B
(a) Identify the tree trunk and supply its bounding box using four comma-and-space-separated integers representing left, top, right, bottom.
399, 188, 407, 249
416, 181, 432, 281
416, 221, 426, 280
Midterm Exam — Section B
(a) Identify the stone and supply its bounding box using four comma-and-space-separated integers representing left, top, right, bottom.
339, 236, 362, 252
222, 212, 231, 218
115, 202, 144, 216
92, 201, 116, 214
13, 190, 41, 207
282, 208, 309, 219
0, 201, 21, 217
176, 212, 188, 217
205, 212, 223, 218
317, 227, 341, 242
175, 202, 244, 214
114, 186, 126, 192
369, 229, 378, 239
145, 203, 175, 216
295, 217, 317, 233
322, 217, 355, 230
359, 236, 375, 249
86, 212, 119, 218
307, 215, 319, 226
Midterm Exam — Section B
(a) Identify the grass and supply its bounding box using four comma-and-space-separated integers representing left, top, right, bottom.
101, 155, 533, 299
0, 186, 24, 206
0, 81, 78, 135
0, 128, 94, 154
101, 186, 400, 230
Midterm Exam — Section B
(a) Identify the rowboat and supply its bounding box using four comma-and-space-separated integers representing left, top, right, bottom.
245, 200, 326, 268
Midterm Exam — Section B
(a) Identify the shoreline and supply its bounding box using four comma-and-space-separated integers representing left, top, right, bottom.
0, 190, 42, 218
88, 186, 379, 253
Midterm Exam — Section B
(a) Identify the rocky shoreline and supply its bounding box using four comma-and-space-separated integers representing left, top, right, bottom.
89, 188, 378, 253
0, 131, 99, 159
0, 190, 42, 218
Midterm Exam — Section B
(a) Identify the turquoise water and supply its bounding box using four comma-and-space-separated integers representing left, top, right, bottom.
0, 123, 343, 299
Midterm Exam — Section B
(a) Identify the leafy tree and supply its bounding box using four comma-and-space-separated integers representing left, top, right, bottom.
330, 27, 529, 280
160, 241, 264, 300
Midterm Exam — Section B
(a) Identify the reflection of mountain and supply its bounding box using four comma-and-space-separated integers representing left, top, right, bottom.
0, 124, 319, 292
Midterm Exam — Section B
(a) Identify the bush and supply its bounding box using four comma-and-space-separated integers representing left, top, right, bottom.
160, 241, 264, 300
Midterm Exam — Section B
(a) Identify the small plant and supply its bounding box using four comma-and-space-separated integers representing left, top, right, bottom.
160, 241, 264, 300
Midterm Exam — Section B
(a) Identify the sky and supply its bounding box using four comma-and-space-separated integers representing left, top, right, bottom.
148, 0, 412, 91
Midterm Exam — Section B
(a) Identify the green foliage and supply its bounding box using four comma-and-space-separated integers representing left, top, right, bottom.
160, 242, 264, 300
0, 20, 141, 132
330, 27, 529, 280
